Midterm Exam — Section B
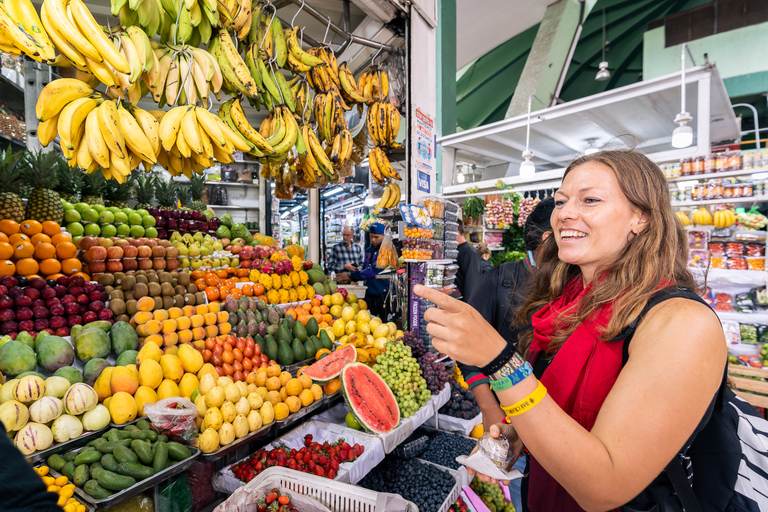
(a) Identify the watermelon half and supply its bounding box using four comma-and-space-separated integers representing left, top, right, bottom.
303, 344, 357, 383
341, 363, 400, 434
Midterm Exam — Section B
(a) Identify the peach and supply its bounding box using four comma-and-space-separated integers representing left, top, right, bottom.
205, 325, 218, 339
137, 296, 155, 312
216, 311, 229, 324
207, 302, 220, 313
134, 311, 153, 324
195, 304, 208, 315
161, 319, 177, 333
192, 326, 206, 341
167, 307, 182, 319
153, 309, 169, 321
163, 331, 179, 346
182, 306, 195, 317
145, 319, 162, 335
145, 334, 163, 346
203, 312, 217, 326
177, 329, 193, 344
176, 316, 191, 330
190, 315, 204, 328
218, 322, 231, 335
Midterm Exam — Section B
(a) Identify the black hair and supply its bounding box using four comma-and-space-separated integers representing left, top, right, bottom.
523, 197, 555, 252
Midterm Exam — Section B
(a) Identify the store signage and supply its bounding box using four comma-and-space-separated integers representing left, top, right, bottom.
417, 170, 430, 193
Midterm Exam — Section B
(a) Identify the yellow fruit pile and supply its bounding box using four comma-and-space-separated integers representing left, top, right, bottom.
35, 466, 84, 511
196, 366, 323, 453
132, 302, 231, 347
692, 207, 713, 226
714, 209, 737, 228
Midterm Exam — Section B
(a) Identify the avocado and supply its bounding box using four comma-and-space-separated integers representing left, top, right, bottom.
305, 317, 319, 337
318, 330, 333, 350
304, 338, 316, 360
277, 341, 294, 366
292, 321, 307, 342
291, 337, 306, 362
278, 325, 292, 345
264, 335, 279, 362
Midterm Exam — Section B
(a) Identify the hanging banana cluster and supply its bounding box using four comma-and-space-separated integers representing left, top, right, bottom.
0, 0, 56, 63
113, 0, 218, 45
217, 0, 252, 40
150, 43, 223, 107
216, 97, 276, 160
358, 65, 390, 105
367, 101, 401, 148
209, 28, 259, 100
369, 147, 401, 186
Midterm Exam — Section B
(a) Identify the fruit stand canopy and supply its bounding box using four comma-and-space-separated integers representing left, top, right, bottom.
440, 64, 740, 195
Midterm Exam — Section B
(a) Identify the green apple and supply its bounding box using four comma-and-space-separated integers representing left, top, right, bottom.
99, 211, 115, 225
145, 227, 158, 238
93, 204, 106, 213
74, 202, 89, 213
66, 222, 84, 236
114, 212, 128, 224
62, 201, 73, 210
63, 209, 81, 223
127, 212, 142, 225
101, 224, 117, 237
72, 235, 82, 246
130, 225, 145, 237
136, 209, 149, 217
81, 208, 99, 223
106, 207, 119, 213
117, 224, 131, 237
142, 215, 156, 227
84, 223, 101, 236
121, 208, 133, 217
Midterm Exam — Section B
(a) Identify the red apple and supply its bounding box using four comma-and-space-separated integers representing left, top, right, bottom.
98, 308, 113, 320
158, 239, 171, 248
146, 239, 157, 248
153, 258, 167, 270
67, 315, 82, 327
123, 245, 138, 258
138, 259, 153, 270
152, 246, 166, 258
137, 246, 152, 258
77, 236, 98, 251
123, 259, 138, 271
70, 275, 85, 287
129, 238, 141, 247
106, 260, 123, 273
115, 239, 129, 248
106, 246, 124, 260
88, 246, 107, 262
88, 261, 107, 274
82, 311, 97, 323
165, 247, 179, 258
55, 326, 70, 337
165, 259, 179, 271
97, 238, 113, 249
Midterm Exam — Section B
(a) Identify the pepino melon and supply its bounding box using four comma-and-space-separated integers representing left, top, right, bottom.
341, 363, 399, 434
303, 344, 356, 383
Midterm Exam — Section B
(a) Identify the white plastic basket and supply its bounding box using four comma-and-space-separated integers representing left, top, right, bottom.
314, 402, 416, 454
241, 467, 418, 512
414, 459, 464, 512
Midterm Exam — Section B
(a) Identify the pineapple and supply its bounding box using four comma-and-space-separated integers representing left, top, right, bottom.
81, 171, 106, 205
0, 146, 26, 222
55, 160, 83, 203
154, 178, 178, 209
133, 174, 156, 210
105, 177, 133, 209
188, 175, 207, 212
23, 150, 65, 223
176, 185, 191, 211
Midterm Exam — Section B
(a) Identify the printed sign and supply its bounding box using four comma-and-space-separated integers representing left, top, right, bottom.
413, 108, 435, 196
417, 170, 430, 193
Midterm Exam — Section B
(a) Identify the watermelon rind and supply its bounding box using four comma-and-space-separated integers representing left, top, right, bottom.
303, 344, 357, 383
341, 362, 400, 434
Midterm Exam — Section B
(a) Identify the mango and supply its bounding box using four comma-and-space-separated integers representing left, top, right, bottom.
53, 367, 83, 386
110, 366, 139, 395
36, 336, 74, 373
83, 358, 111, 387
176, 344, 204, 374
93, 367, 114, 402
178, 373, 199, 399
138, 359, 163, 389
157, 379, 180, 400
0, 341, 37, 377
160, 354, 184, 383
73, 328, 110, 363
115, 350, 138, 367
134, 386, 158, 416
108, 391, 137, 424
136, 342, 162, 366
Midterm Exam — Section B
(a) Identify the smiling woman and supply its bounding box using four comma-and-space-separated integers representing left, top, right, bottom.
416, 150, 733, 512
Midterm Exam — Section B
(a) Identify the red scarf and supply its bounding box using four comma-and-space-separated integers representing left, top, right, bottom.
526, 278, 623, 512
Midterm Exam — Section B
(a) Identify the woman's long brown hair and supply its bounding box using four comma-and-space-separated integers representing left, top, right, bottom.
515, 150, 697, 356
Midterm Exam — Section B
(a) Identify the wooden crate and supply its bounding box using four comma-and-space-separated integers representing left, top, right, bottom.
728, 364, 768, 409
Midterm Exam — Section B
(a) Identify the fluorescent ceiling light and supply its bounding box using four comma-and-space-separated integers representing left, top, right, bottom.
290, 205, 302, 213
323, 187, 345, 198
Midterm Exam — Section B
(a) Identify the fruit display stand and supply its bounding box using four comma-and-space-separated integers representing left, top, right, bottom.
212, 420, 385, 492
415, 459, 465, 512
218, 466, 418, 512
26, 426, 109, 465
315, 402, 415, 455
429, 412, 482, 437
273, 399, 324, 433
198, 424, 274, 464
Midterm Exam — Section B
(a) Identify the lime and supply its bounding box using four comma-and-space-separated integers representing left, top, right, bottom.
63, 209, 81, 223
99, 211, 115, 225
144, 227, 158, 239
106, 206, 119, 213
84, 223, 101, 236
127, 212, 142, 225
74, 203, 89, 213
101, 224, 117, 237
117, 224, 131, 237
114, 212, 128, 224
142, 215, 156, 227
66, 222, 84, 236
61, 200, 73, 210
81, 208, 98, 223
136, 209, 149, 217
345, 412, 362, 430
130, 225, 145, 237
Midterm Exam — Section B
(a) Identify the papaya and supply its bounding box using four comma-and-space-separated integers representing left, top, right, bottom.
291, 338, 305, 362
307, 269, 326, 285
277, 341, 294, 366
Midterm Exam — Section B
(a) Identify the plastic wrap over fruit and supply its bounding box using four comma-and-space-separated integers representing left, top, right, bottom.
477, 431, 515, 472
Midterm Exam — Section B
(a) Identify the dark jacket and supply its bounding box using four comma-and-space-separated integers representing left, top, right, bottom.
456, 242, 483, 298
458, 258, 533, 388
349, 244, 388, 297
480, 259, 492, 274
1, 426, 61, 511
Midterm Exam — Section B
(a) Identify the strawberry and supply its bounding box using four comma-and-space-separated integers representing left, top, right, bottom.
266, 492, 278, 504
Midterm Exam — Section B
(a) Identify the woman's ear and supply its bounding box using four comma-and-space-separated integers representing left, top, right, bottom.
632, 212, 649, 235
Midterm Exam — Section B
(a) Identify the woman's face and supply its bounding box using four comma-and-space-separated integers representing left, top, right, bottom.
552, 162, 645, 283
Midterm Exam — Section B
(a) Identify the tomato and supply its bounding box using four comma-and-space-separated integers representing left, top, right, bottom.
205, 338, 215, 350
222, 362, 234, 376
232, 360, 243, 373
205, 287, 219, 301
242, 357, 253, 372
212, 344, 223, 355
211, 352, 223, 367
225, 335, 236, 345
216, 366, 225, 376
233, 370, 244, 382
223, 342, 233, 352
253, 344, 262, 357
244, 344, 254, 358
235, 338, 246, 351
202, 349, 211, 362
233, 348, 243, 362
260, 354, 269, 364
222, 350, 234, 365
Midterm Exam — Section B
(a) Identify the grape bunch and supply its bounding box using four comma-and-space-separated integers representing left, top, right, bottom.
398, 331, 428, 358
359, 457, 456, 512
439, 380, 481, 419
419, 352, 451, 394
470, 478, 516, 512
373, 341, 432, 418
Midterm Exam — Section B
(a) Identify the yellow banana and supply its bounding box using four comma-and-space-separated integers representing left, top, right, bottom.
97, 100, 126, 159
217, 29, 258, 97
180, 107, 203, 155
133, 107, 161, 156
85, 57, 119, 88
287, 27, 324, 67
69, 0, 130, 73
195, 107, 226, 148
57, 95, 98, 151
338, 62, 366, 104
159, 105, 190, 151
2, 0, 55, 61
117, 104, 156, 162
37, 113, 59, 147
35, 78, 94, 122
229, 98, 274, 153
306, 128, 333, 177
116, 31, 142, 83
84, 108, 110, 168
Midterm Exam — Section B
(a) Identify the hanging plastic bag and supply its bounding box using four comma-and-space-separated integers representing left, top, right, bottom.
144, 397, 198, 444
377, 230, 399, 269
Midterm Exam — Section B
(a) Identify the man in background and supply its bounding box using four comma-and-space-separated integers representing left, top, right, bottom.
455, 218, 483, 298
326, 226, 364, 281
336, 223, 391, 319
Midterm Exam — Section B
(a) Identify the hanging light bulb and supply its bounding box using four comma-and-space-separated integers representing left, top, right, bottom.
584, 139, 599, 155
671, 43, 695, 148
457, 169, 465, 183
520, 150, 535, 178
595, 2, 610, 82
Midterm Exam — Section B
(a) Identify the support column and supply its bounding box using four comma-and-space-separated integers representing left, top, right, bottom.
258, 176, 266, 232
505, 0, 594, 118
24, 57, 49, 152
308, 188, 320, 264
435, 0, 456, 194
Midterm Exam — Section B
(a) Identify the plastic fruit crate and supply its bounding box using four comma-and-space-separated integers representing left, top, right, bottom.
238, 467, 418, 512
394, 434, 429, 459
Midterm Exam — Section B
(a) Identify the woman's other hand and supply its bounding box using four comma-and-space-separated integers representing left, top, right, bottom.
466, 422, 523, 486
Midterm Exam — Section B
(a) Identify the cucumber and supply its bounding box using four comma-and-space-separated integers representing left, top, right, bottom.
113, 444, 138, 464
136, 419, 150, 430
74, 464, 90, 487
152, 442, 168, 474
166, 442, 191, 461
129, 430, 148, 440
74, 449, 103, 466
89, 462, 104, 481
96, 470, 136, 491
101, 453, 118, 472
61, 461, 75, 481
47, 454, 66, 471
106, 430, 121, 442
84, 480, 113, 499
63, 452, 77, 462
131, 440, 154, 465
116, 462, 155, 480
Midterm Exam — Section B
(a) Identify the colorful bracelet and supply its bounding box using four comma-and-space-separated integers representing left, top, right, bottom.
501, 381, 547, 417
490, 362, 533, 392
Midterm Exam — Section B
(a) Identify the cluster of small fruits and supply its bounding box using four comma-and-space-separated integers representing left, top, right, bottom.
401, 239, 433, 260
403, 226, 434, 239
80, 236, 180, 277
62, 202, 158, 242
372, 341, 431, 418
0, 219, 84, 279
34, 466, 86, 512
201, 335, 271, 383
470, 477, 517, 512
132, 302, 230, 349
252, 488, 301, 512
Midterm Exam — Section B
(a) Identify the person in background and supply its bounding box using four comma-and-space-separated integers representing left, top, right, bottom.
0, 429, 61, 511
459, 197, 555, 512
455, 218, 483, 298
336, 223, 390, 319
326, 226, 364, 279
477, 244, 492, 273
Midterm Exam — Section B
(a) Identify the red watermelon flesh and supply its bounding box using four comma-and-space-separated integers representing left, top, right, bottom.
341, 363, 400, 434
303, 344, 357, 382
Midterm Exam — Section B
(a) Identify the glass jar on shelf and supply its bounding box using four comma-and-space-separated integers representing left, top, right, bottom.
693, 156, 705, 175
743, 152, 754, 170
733, 181, 743, 198
723, 182, 734, 199
713, 179, 723, 199
730, 152, 743, 171
715, 152, 726, 172
743, 180, 754, 197
704, 154, 715, 173
681, 158, 692, 176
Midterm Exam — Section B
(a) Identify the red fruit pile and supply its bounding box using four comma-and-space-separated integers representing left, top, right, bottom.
253, 488, 298, 512
203, 335, 276, 381
79, 236, 180, 276
0, 275, 112, 338
231, 434, 364, 483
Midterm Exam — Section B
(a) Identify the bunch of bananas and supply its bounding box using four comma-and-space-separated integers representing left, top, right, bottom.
283, 27, 324, 74
113, 0, 218, 45
676, 211, 692, 227
692, 207, 713, 226
0, 0, 56, 63
374, 183, 401, 214
369, 146, 401, 186
150, 43, 223, 107
248, 5, 285, 64
338, 62, 367, 106
217, 0, 252, 40
358, 65, 389, 105
209, 28, 259, 100
306, 47, 341, 94
313, 89, 347, 143
713, 209, 737, 229
367, 101, 401, 147
216, 97, 275, 159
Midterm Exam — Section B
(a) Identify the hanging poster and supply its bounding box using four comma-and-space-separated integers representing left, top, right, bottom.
414, 108, 435, 195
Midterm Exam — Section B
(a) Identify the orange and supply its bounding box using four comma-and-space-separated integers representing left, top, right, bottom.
16, 258, 38, 276
254, 284, 264, 296
216, 269, 227, 279
231, 288, 242, 299
311, 298, 321, 308
61, 258, 82, 274
56, 242, 76, 259
8, 233, 29, 245
46, 273, 64, 281
0, 220, 19, 235
13, 241, 34, 259
72, 271, 89, 281
34, 242, 56, 260
0, 242, 12, 260
50, 233, 71, 246
302, 303, 312, 312
0, 260, 14, 276
41, 221, 60, 236
40, 258, 61, 275
0, 233, 8, 244
242, 284, 253, 296
30, 233, 51, 246
205, 287, 219, 301
20, 220, 42, 236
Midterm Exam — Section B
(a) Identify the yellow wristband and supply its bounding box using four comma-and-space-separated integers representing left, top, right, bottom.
501, 381, 547, 417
